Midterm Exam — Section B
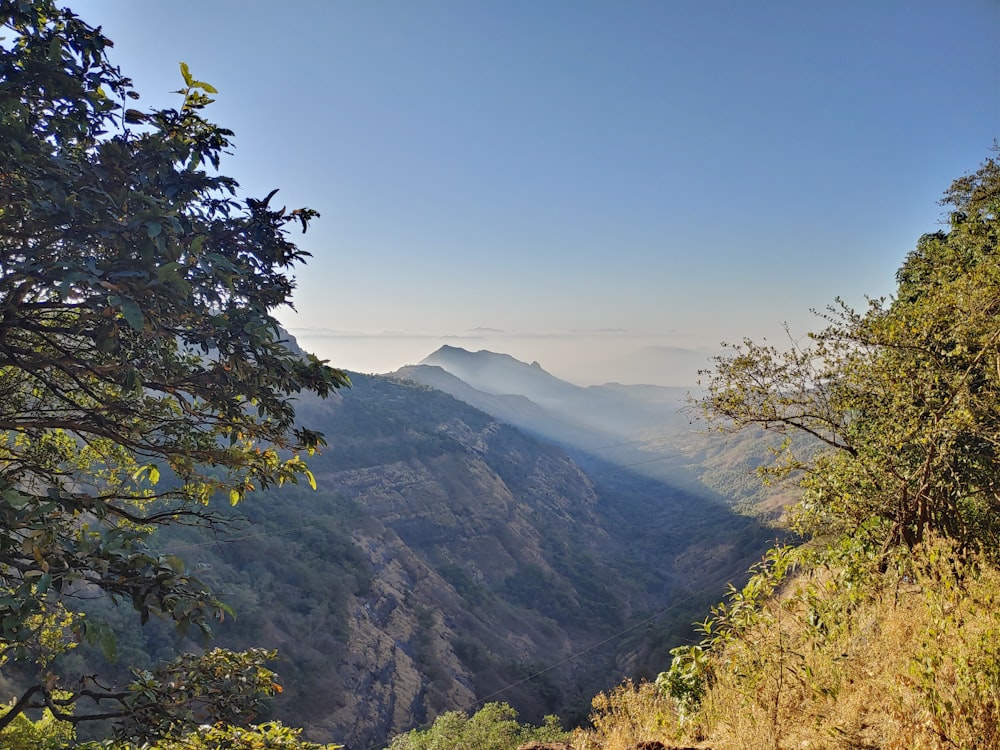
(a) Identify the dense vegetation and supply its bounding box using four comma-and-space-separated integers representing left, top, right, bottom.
0, 0, 345, 746
387, 702, 567, 750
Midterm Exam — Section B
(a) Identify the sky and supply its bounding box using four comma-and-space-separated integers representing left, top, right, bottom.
75, 1, 1000, 385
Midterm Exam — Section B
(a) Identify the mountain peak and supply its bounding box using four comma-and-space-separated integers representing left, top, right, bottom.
422, 345, 548, 371
417, 346, 564, 397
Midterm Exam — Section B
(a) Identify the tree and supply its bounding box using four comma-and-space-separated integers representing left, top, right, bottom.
387, 702, 566, 750
699, 154, 1000, 558
0, 697, 75, 749
0, 0, 349, 740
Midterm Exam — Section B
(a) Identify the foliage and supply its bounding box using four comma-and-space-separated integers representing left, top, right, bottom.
655, 645, 708, 723
386, 702, 566, 750
655, 544, 799, 723
0, 0, 347, 739
0, 699, 76, 749
572, 680, 676, 750
109, 648, 282, 741
581, 538, 1000, 750
707, 537, 1000, 750
699, 155, 1000, 558
79, 720, 343, 749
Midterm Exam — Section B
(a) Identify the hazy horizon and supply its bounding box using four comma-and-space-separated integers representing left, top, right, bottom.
287, 327, 722, 387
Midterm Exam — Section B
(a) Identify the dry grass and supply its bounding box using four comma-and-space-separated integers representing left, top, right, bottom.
569, 680, 681, 750
578, 540, 1000, 750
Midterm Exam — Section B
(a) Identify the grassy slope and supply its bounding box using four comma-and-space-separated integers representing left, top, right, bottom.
575, 537, 1000, 750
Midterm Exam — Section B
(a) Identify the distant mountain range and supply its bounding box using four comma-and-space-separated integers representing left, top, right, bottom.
394, 345, 694, 450
393, 345, 796, 519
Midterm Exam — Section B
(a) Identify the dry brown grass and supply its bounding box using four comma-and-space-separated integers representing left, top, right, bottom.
569, 680, 681, 750
578, 540, 1000, 750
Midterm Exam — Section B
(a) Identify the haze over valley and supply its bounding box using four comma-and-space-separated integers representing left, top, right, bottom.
78, 2, 998, 394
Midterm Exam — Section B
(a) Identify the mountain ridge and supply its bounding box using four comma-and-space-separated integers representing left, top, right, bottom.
406, 345, 694, 441
394, 346, 799, 522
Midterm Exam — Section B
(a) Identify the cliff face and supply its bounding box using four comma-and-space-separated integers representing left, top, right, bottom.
148, 374, 770, 749
301, 398, 614, 745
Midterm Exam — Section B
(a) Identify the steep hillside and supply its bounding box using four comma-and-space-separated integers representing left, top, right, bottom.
395, 348, 793, 519
575, 539, 1000, 750
118, 374, 773, 749
413, 346, 693, 440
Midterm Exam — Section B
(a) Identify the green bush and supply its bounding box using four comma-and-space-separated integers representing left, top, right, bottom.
79, 721, 341, 750
387, 702, 566, 750
0, 704, 75, 750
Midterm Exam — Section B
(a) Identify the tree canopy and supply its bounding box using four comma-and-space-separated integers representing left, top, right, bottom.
700, 153, 1000, 558
0, 0, 348, 740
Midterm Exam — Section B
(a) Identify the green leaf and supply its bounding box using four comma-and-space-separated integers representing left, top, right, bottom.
4, 490, 29, 508
120, 299, 144, 331
180, 61, 193, 86
100, 628, 118, 662
125, 368, 140, 391
156, 260, 181, 280
94, 325, 118, 352
193, 80, 219, 94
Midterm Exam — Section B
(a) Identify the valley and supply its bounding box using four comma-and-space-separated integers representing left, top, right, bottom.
130, 352, 780, 748
19, 342, 785, 749
395, 345, 792, 519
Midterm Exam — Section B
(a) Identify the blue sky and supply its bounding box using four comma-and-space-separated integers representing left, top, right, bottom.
77, 1, 999, 384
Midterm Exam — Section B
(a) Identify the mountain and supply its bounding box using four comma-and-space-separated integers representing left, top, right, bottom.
401, 345, 694, 446
393, 346, 794, 518
72, 373, 773, 749
418, 346, 580, 401
392, 363, 619, 451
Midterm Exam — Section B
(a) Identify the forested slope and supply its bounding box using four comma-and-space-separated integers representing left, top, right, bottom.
137, 374, 773, 747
